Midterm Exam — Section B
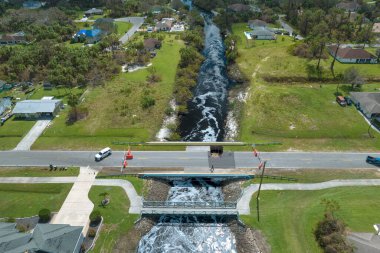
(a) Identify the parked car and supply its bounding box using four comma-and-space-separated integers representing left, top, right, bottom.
95, 147, 112, 161
366, 156, 380, 165
344, 96, 352, 106
336, 96, 347, 107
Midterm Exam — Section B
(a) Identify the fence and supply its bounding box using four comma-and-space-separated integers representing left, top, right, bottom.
142, 200, 237, 209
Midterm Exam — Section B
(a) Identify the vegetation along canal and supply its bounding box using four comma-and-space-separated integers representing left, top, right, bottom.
179, 10, 230, 141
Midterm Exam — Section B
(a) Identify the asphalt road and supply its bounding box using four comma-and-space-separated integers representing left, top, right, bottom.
115, 17, 145, 44
0, 151, 379, 169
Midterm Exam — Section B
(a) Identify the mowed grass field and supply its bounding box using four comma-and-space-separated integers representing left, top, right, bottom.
232, 23, 380, 151
88, 186, 139, 253
33, 36, 184, 150
241, 186, 380, 253
0, 167, 79, 177
0, 184, 72, 218
115, 21, 133, 37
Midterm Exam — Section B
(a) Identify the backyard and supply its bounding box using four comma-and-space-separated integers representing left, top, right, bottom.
33, 35, 184, 150
241, 186, 380, 253
0, 184, 72, 218
88, 186, 139, 253
232, 23, 380, 151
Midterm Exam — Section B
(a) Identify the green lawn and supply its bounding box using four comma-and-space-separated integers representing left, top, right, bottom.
232, 23, 380, 151
115, 21, 133, 37
232, 23, 380, 80
33, 36, 184, 150
88, 186, 139, 253
0, 184, 72, 218
0, 167, 79, 177
0, 118, 35, 150
95, 174, 144, 195
241, 186, 380, 253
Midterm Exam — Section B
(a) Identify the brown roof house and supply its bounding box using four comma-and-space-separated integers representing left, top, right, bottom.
228, 4, 251, 12
155, 20, 173, 32
0, 32, 26, 45
328, 46, 378, 64
144, 38, 162, 52
248, 19, 268, 29
336, 0, 360, 12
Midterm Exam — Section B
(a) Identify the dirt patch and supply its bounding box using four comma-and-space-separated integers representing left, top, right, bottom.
222, 179, 245, 202
144, 179, 170, 201
229, 220, 271, 253
113, 217, 156, 253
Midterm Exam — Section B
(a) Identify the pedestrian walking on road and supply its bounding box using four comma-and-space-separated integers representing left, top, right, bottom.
210, 165, 214, 173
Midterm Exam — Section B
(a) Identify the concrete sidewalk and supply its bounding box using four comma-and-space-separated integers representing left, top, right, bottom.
14, 119, 51, 150
51, 166, 98, 234
237, 179, 380, 214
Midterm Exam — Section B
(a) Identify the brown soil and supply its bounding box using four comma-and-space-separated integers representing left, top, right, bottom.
229, 220, 271, 253
222, 179, 245, 202
144, 179, 170, 201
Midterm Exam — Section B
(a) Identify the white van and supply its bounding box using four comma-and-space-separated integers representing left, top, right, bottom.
95, 147, 112, 161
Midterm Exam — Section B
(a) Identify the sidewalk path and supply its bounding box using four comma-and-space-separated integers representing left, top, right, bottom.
14, 120, 51, 151
51, 166, 98, 234
237, 179, 380, 214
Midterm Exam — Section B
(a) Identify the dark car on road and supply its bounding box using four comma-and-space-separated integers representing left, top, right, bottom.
344, 96, 352, 106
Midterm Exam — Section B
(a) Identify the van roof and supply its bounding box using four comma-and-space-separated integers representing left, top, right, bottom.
337, 96, 345, 100
100, 147, 111, 153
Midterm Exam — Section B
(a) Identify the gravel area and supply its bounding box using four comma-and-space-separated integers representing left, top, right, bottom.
144, 179, 170, 201
222, 179, 245, 202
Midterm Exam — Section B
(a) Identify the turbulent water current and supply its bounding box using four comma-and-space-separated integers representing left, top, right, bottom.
137, 179, 237, 252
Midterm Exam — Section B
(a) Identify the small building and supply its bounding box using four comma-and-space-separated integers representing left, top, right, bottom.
336, 1, 360, 12
228, 3, 251, 12
248, 19, 268, 29
84, 8, 103, 17
328, 46, 378, 64
348, 232, 380, 253
170, 24, 185, 32
74, 29, 102, 44
0, 32, 27, 45
23, 0, 43, 9
12, 99, 62, 119
350, 92, 380, 119
0, 223, 83, 253
151, 6, 163, 15
144, 38, 162, 51
250, 27, 276, 40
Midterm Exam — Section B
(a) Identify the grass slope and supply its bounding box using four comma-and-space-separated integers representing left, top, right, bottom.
33, 36, 184, 150
88, 186, 139, 252
0, 167, 79, 177
0, 184, 72, 218
241, 186, 380, 253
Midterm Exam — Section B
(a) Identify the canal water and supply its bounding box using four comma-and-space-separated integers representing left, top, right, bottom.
137, 179, 237, 252
179, 12, 229, 141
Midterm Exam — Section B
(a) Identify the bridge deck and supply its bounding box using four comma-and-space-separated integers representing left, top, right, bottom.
141, 208, 239, 216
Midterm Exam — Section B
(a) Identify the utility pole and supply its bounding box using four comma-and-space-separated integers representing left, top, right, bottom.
256, 160, 267, 222
368, 118, 375, 138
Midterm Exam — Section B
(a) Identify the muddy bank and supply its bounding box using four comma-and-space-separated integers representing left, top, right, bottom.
143, 179, 170, 201
221, 179, 245, 202
113, 217, 156, 253
229, 220, 271, 253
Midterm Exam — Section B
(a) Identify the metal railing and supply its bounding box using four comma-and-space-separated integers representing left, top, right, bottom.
142, 201, 237, 209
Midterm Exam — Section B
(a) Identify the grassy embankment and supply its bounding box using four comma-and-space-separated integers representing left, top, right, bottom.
0, 184, 72, 218
33, 35, 184, 150
88, 186, 139, 252
0, 167, 79, 177
241, 186, 380, 253
232, 23, 380, 151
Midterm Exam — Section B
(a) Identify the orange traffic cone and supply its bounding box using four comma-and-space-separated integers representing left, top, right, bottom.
126, 148, 134, 160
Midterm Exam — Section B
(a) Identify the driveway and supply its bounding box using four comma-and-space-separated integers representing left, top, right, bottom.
114, 17, 145, 44
279, 16, 304, 40
14, 119, 51, 151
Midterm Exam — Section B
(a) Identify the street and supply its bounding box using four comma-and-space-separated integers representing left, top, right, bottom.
0, 151, 378, 169
114, 17, 145, 44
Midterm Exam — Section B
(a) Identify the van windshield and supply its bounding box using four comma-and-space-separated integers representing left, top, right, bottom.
98, 152, 103, 155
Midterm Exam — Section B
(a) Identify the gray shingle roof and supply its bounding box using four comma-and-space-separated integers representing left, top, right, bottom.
251, 27, 275, 36
350, 92, 380, 116
12, 100, 61, 114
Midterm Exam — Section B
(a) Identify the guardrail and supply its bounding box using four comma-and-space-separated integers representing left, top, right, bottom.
142, 201, 237, 209
141, 210, 239, 216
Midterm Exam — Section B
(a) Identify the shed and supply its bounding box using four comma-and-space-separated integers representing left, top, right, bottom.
350, 92, 380, 118
250, 27, 276, 40
328, 46, 378, 64
12, 99, 62, 119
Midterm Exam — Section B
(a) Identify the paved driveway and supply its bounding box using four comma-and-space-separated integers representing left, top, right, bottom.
14, 119, 51, 151
115, 17, 145, 44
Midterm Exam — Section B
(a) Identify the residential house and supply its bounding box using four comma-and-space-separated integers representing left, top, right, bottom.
155, 20, 173, 32
248, 19, 268, 30
151, 6, 163, 15
0, 32, 27, 45
250, 27, 276, 40
73, 29, 102, 44
84, 8, 103, 17
336, 0, 360, 12
23, 0, 43, 9
144, 38, 161, 52
0, 223, 84, 253
12, 99, 63, 119
171, 24, 185, 32
350, 92, 380, 119
328, 46, 378, 64
228, 3, 251, 12
348, 226, 380, 253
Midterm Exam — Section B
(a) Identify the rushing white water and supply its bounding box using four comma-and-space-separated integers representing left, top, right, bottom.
156, 99, 177, 141
180, 14, 229, 142
137, 179, 237, 253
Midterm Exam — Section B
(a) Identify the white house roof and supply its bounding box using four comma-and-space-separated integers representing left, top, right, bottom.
12, 100, 61, 114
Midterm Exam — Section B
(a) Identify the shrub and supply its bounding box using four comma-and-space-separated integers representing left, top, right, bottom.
38, 208, 51, 222
89, 210, 101, 224
88, 228, 97, 237
140, 95, 156, 109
